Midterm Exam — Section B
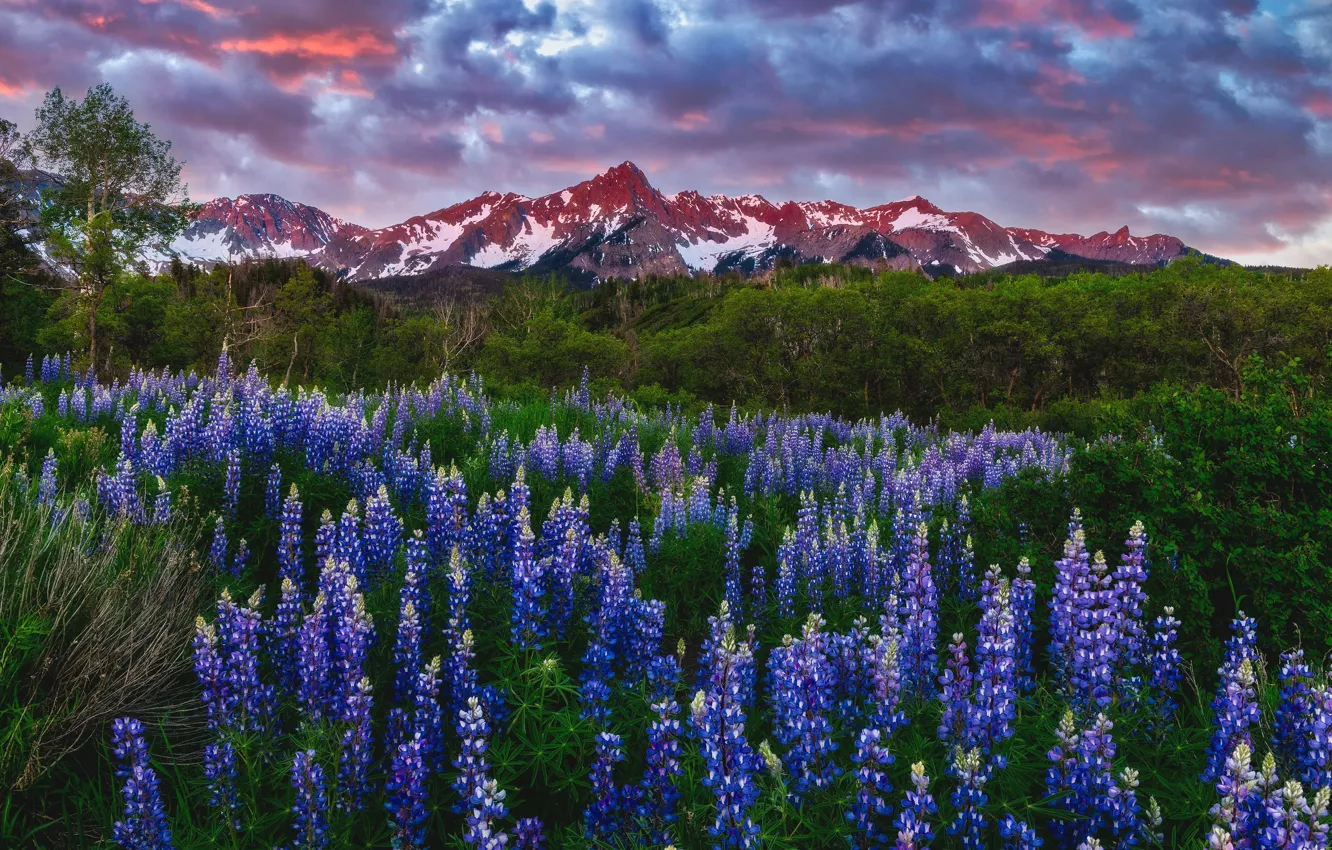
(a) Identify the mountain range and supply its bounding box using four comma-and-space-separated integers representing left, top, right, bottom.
170, 161, 1194, 282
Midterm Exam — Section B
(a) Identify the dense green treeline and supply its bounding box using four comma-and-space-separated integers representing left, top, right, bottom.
5, 251, 1331, 435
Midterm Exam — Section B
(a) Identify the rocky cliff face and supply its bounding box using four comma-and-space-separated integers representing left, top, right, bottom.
171, 161, 1191, 281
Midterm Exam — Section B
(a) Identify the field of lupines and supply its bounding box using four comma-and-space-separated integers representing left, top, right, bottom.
0, 350, 1324, 849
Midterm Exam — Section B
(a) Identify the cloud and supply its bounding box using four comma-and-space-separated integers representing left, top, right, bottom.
0, 0, 1327, 265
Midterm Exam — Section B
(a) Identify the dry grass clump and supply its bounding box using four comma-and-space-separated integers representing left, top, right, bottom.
0, 467, 206, 790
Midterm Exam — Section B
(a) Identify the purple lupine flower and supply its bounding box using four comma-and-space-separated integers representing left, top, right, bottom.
151, 478, 172, 525
722, 510, 745, 619
385, 732, 430, 850
441, 545, 468, 654
948, 747, 989, 850
1047, 710, 1125, 848
972, 568, 1017, 755
336, 675, 374, 813
279, 485, 304, 584
640, 690, 683, 845
209, 516, 228, 573
453, 697, 510, 849
514, 817, 545, 849
230, 538, 249, 578
776, 528, 797, 618
37, 449, 57, 507
847, 726, 894, 848
937, 633, 973, 750
691, 602, 761, 850
363, 483, 402, 583
291, 749, 329, 850
215, 588, 272, 733
1203, 615, 1260, 783
1070, 550, 1117, 713
223, 448, 240, 518
1112, 522, 1150, 698
1275, 649, 1317, 777
625, 518, 647, 577
894, 762, 937, 849
1211, 741, 1260, 847
585, 731, 625, 839
193, 617, 229, 730
769, 614, 840, 804
900, 522, 939, 700
394, 597, 424, 707
110, 717, 173, 850
314, 509, 336, 570
274, 577, 304, 697
296, 593, 331, 723
203, 741, 240, 831
999, 815, 1043, 849
580, 554, 629, 724
1049, 515, 1090, 686
1147, 607, 1182, 725
265, 462, 282, 521
510, 506, 547, 651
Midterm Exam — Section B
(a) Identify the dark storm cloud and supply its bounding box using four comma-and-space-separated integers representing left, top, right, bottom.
0, 0, 1328, 263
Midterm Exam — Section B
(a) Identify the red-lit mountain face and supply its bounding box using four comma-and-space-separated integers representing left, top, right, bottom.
171, 162, 1190, 281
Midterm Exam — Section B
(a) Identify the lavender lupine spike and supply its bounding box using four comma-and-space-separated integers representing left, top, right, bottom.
847, 726, 894, 848
291, 750, 329, 850
1147, 607, 1183, 726
1203, 615, 1260, 783
37, 449, 57, 507
514, 817, 545, 849
110, 717, 174, 850
584, 731, 625, 838
948, 747, 989, 850
640, 690, 683, 845
223, 448, 240, 517
937, 633, 973, 750
203, 741, 240, 832
510, 506, 547, 651
1049, 517, 1091, 686
998, 815, 1043, 849
265, 462, 282, 520
336, 675, 375, 813
899, 522, 939, 700
385, 732, 430, 850
894, 762, 937, 849
209, 515, 228, 573
1112, 522, 1150, 696
1210, 741, 1260, 847
973, 569, 1017, 755
691, 602, 761, 850
1274, 649, 1316, 777
770, 614, 840, 804
279, 485, 304, 584
1070, 550, 1117, 714
453, 697, 510, 849
394, 598, 423, 707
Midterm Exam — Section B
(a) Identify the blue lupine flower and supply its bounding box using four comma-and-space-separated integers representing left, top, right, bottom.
110, 717, 173, 850
847, 726, 894, 848
203, 741, 240, 831
584, 731, 625, 838
948, 747, 989, 849
385, 732, 430, 850
894, 762, 937, 849
1203, 615, 1260, 783
291, 749, 329, 849
899, 522, 939, 699
514, 817, 545, 849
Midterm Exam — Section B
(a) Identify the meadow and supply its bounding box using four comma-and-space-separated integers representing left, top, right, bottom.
1, 342, 1329, 850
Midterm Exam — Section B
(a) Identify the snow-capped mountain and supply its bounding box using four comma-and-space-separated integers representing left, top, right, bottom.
172, 194, 367, 262
171, 161, 1191, 281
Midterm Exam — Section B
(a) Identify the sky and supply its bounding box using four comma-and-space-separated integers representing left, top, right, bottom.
1, 0, 1330, 265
